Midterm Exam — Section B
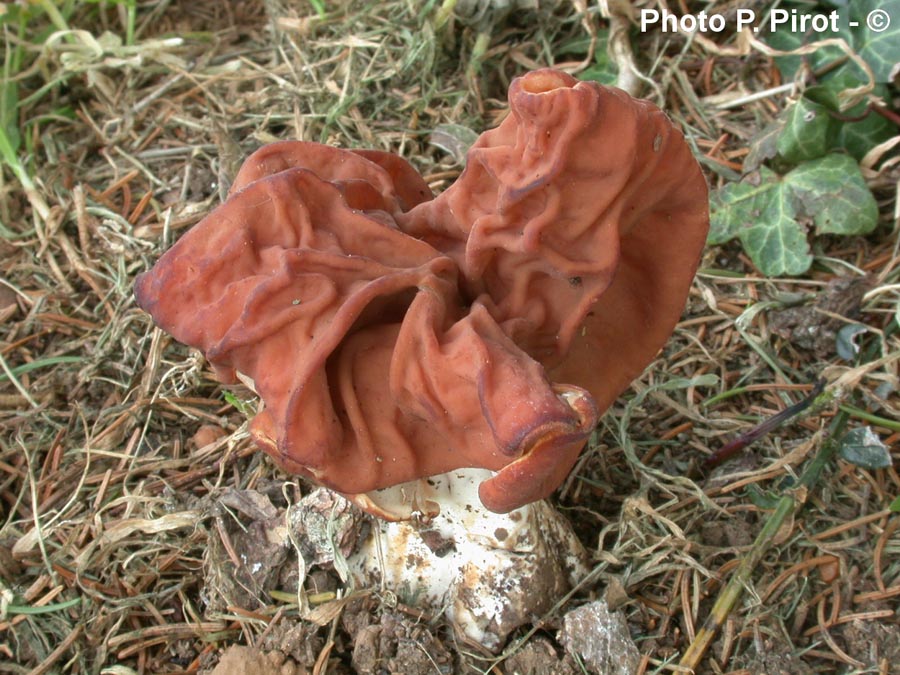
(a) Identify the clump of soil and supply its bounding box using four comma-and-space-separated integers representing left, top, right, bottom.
736, 636, 816, 675
502, 637, 580, 675
699, 515, 755, 548
347, 609, 454, 675
204, 489, 291, 610
258, 622, 324, 667
204, 645, 307, 675
839, 618, 900, 666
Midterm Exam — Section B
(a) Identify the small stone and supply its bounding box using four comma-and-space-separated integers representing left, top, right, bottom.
559, 600, 640, 675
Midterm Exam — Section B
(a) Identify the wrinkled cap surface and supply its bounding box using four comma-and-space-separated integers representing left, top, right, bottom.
134, 69, 708, 515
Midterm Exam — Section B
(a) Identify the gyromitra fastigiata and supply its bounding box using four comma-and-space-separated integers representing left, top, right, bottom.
135, 69, 708, 647
135, 70, 706, 515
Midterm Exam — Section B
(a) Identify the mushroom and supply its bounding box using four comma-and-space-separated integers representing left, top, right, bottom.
134, 69, 708, 649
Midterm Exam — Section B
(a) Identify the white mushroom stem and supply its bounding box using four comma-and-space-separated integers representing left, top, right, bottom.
235, 371, 589, 649
346, 468, 588, 650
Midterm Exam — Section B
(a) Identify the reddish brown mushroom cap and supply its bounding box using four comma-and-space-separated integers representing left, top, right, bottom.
398, 69, 708, 510
229, 141, 433, 212
134, 69, 708, 515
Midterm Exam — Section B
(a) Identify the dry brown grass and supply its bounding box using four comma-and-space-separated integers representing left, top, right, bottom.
1, 1, 898, 674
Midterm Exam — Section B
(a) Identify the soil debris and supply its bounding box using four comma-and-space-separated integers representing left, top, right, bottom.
205, 491, 290, 611
839, 618, 900, 667
501, 637, 580, 675
204, 645, 308, 675
350, 610, 454, 675
735, 636, 816, 675
769, 276, 871, 357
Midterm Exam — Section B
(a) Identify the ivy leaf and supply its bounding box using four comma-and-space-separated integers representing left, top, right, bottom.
786, 154, 878, 235
764, 8, 848, 81
709, 167, 813, 276
744, 119, 783, 172
837, 107, 895, 159
776, 96, 837, 164
709, 170, 773, 245
766, 1, 899, 83
816, 77, 896, 160
743, 79, 891, 167
739, 206, 813, 276
709, 154, 878, 276
839, 426, 891, 469
804, 83, 844, 111
849, 0, 900, 83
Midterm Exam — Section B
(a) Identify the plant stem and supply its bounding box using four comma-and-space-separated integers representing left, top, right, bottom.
434, 0, 459, 32
838, 403, 900, 431
705, 379, 826, 468
36, 0, 71, 32
680, 409, 850, 670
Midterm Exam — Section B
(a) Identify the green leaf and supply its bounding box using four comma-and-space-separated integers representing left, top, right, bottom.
766, 1, 899, 83
849, 0, 900, 82
804, 84, 842, 112
0, 355, 83, 382
578, 29, 618, 86
764, 7, 848, 81
781, 77, 893, 161
838, 426, 891, 469
890, 495, 900, 512
837, 109, 895, 159
709, 154, 878, 276
786, 153, 878, 235
776, 97, 837, 164
7, 597, 82, 615
744, 120, 784, 172
820, 78, 896, 159
223, 390, 256, 417
742, 202, 813, 275
709, 174, 769, 245
1, 7, 27, 152
709, 167, 812, 276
